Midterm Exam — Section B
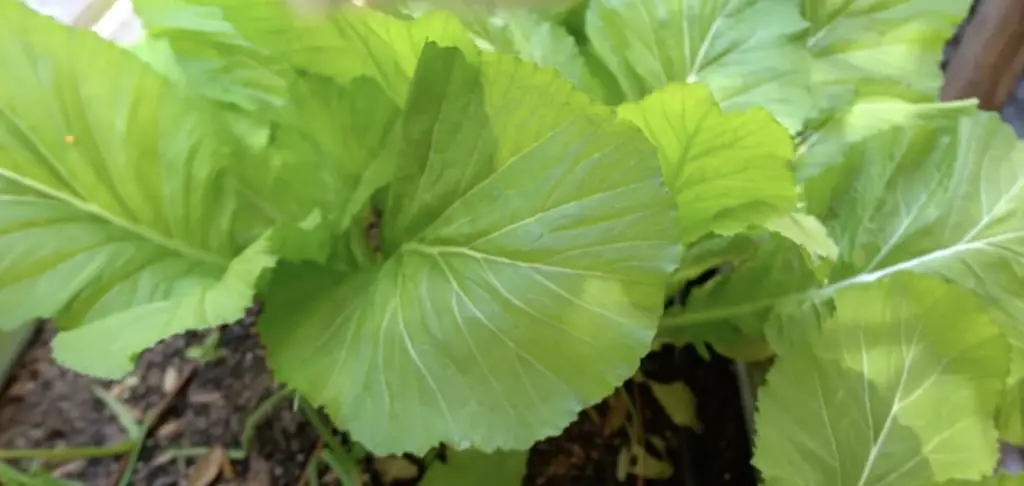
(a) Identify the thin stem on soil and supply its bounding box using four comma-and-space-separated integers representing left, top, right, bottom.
299, 401, 347, 459
299, 400, 362, 486
115, 434, 146, 486
0, 442, 135, 461
297, 440, 325, 486
160, 447, 246, 461
111, 363, 199, 486
242, 386, 294, 453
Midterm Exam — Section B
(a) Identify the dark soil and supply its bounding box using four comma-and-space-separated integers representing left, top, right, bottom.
525, 345, 756, 486
0, 322, 317, 485
0, 321, 756, 486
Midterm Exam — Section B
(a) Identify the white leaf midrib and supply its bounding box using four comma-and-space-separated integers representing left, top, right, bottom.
671, 228, 1024, 325
0, 167, 228, 266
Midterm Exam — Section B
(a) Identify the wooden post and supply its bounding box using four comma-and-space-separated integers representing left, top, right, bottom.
941, 0, 1024, 109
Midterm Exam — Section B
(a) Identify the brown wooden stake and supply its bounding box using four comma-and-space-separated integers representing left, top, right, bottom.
942, 0, 1024, 109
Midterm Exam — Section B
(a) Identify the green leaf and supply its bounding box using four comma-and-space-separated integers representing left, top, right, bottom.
660, 235, 823, 354
934, 474, 1024, 486
998, 334, 1024, 445
133, 0, 291, 113
420, 449, 528, 486
618, 83, 798, 244
796, 98, 979, 183
293, 8, 478, 102
246, 74, 402, 263
803, 0, 969, 116
764, 211, 839, 261
754, 275, 1009, 486
260, 45, 680, 454
130, 0, 292, 154
647, 380, 701, 430
586, 0, 811, 131
667, 108, 1024, 349
0, 3, 274, 377
812, 110, 1024, 322
194, 0, 476, 104
0, 461, 81, 486
454, 8, 606, 101
52, 236, 274, 377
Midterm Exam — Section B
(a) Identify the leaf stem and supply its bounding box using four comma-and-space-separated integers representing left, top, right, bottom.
242, 387, 293, 453
298, 400, 362, 486
0, 441, 135, 461
347, 227, 374, 268
0, 168, 229, 266
299, 401, 347, 460
115, 435, 145, 486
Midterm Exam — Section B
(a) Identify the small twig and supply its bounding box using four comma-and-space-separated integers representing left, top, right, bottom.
144, 363, 199, 428
296, 440, 324, 486
110, 363, 199, 486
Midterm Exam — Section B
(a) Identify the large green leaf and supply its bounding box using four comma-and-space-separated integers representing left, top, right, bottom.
0, 3, 274, 377
810, 111, 1024, 321
803, 0, 969, 116
755, 275, 1008, 486
260, 44, 680, 454
420, 448, 528, 486
664, 109, 1024, 348
618, 83, 798, 244
586, 0, 811, 131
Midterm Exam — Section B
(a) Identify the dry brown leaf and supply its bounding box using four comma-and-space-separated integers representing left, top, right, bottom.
108, 375, 139, 398
220, 453, 237, 481
615, 448, 630, 483
373, 455, 419, 483
615, 443, 673, 481
603, 391, 629, 436
188, 389, 224, 405
156, 419, 185, 440
187, 446, 226, 486
162, 367, 181, 394
51, 460, 86, 478
647, 381, 702, 432
647, 436, 668, 454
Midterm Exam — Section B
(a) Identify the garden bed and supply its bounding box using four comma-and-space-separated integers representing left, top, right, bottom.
6, 0, 1024, 485
0, 324, 753, 485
